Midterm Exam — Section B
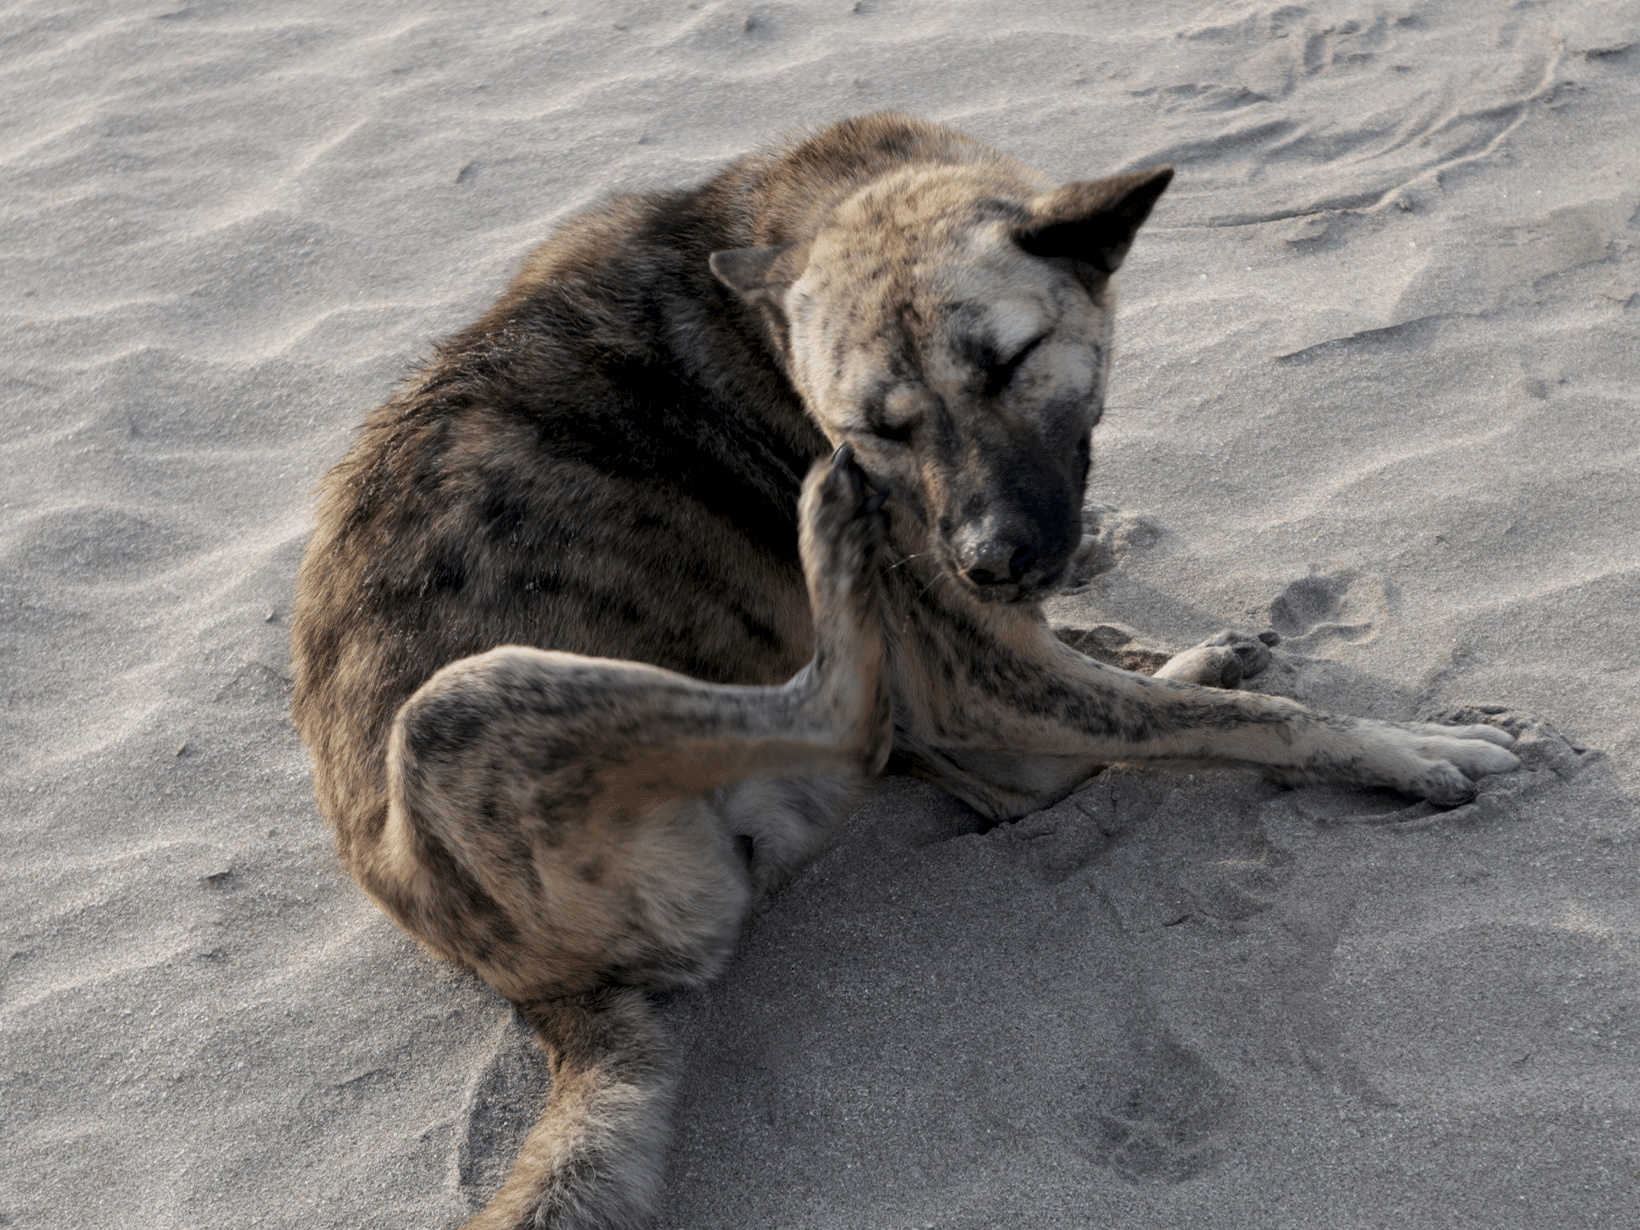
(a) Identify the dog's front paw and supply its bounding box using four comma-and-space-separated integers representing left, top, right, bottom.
1359, 719, 1521, 805
1154, 630, 1280, 689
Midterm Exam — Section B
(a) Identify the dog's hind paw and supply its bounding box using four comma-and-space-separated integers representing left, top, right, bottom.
799, 445, 889, 588
1154, 629, 1280, 689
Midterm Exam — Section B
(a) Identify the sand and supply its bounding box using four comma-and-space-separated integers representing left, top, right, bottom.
2, 1, 1637, 1226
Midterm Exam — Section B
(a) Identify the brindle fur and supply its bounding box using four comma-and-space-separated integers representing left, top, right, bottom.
291, 114, 1518, 1229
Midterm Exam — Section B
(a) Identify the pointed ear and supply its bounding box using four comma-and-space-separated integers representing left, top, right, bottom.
1011, 166, 1174, 274
709, 244, 797, 304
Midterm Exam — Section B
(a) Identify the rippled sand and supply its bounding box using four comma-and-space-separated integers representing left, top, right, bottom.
3, 2, 1636, 1227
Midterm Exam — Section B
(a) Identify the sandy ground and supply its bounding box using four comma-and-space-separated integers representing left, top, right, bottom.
3, 1, 1638, 1227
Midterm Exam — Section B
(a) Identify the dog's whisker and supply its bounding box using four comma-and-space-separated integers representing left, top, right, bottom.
887, 550, 937, 572
915, 570, 955, 601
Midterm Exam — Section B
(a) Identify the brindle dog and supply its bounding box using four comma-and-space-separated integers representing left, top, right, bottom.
291, 114, 1519, 1229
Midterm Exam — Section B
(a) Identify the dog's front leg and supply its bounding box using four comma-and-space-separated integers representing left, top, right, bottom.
1153, 628, 1282, 688
887, 595, 1518, 822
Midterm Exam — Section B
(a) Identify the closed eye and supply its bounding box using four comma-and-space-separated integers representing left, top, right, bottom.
980, 333, 1047, 399
865, 387, 925, 444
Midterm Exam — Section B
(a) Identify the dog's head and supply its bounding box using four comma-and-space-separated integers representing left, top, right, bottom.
712, 162, 1171, 603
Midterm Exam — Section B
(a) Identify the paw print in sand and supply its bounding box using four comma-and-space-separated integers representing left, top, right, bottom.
1087, 1042, 1231, 1184
1268, 570, 1388, 648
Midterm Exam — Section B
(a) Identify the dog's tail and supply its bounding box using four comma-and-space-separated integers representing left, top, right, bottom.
463, 986, 676, 1230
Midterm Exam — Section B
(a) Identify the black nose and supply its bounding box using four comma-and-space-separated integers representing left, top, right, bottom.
960, 537, 1037, 588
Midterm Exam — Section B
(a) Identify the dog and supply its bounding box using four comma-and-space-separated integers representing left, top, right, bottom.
290, 113, 1519, 1229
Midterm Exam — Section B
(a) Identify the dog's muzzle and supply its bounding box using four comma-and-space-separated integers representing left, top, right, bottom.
948, 513, 1071, 602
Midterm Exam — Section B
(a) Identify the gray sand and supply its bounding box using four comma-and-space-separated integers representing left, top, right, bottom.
3, 2, 1637, 1227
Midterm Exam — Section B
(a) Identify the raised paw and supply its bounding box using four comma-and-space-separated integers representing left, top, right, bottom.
1154, 629, 1280, 689
798, 444, 890, 594
795, 447, 894, 775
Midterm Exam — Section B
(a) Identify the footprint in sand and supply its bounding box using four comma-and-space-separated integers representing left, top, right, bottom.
1063, 503, 1172, 588
1267, 569, 1390, 649
1087, 1040, 1232, 1184
0, 505, 195, 584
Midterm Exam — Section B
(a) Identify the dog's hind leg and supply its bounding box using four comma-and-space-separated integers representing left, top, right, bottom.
361, 449, 887, 1230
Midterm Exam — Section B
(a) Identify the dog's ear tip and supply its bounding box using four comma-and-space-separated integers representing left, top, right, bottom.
1012, 166, 1175, 270
709, 243, 796, 296
1113, 164, 1175, 203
